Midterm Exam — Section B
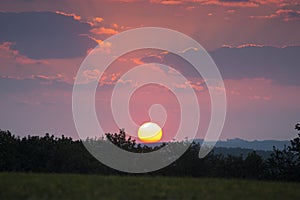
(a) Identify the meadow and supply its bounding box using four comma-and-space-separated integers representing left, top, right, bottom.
0, 173, 299, 200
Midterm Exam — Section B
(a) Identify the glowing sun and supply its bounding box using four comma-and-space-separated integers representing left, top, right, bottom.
138, 122, 162, 143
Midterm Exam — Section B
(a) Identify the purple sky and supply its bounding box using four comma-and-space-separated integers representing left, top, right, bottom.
0, 0, 299, 141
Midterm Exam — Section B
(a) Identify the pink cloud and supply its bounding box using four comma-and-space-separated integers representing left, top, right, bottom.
83, 69, 101, 80
200, 0, 259, 7
221, 43, 274, 48
251, 9, 300, 21
0, 42, 86, 85
226, 9, 236, 13
32, 74, 66, 83
224, 78, 275, 104
254, 0, 299, 7
185, 6, 195, 10
234, 43, 264, 48
251, 95, 272, 101
0, 42, 49, 65
148, 0, 298, 7
148, 0, 258, 7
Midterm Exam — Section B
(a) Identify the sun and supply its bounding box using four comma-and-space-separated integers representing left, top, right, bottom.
138, 122, 162, 143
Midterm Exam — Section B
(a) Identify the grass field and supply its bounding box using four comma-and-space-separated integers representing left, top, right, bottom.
0, 173, 299, 200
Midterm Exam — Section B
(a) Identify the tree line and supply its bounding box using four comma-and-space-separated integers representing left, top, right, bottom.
0, 124, 299, 181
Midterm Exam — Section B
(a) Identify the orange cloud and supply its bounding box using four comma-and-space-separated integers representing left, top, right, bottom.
55, 11, 82, 21
91, 27, 119, 35
131, 58, 146, 65
80, 69, 121, 85
160, 0, 183, 5
112, 23, 119, 29
87, 36, 103, 45
110, 0, 138, 2
237, 43, 264, 48
190, 82, 205, 91
99, 72, 121, 86
93, 17, 104, 23
88, 17, 105, 27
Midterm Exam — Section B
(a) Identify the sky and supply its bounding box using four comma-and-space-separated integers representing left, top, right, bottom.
0, 0, 299, 141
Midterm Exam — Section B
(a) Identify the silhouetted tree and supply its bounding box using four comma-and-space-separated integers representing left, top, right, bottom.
290, 124, 300, 157
1, 125, 300, 181
244, 151, 265, 179
266, 123, 300, 181
105, 129, 136, 152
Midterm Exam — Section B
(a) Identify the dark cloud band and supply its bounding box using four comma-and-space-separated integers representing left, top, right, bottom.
0, 12, 97, 59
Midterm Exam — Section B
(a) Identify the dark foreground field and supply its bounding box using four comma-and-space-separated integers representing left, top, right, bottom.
0, 173, 299, 200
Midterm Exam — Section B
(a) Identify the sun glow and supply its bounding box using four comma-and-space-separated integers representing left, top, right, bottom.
138, 122, 162, 143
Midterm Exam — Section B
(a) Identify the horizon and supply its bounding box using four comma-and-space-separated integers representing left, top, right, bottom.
1, 128, 292, 143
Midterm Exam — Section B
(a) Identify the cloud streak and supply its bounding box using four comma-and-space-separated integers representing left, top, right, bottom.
251, 9, 300, 21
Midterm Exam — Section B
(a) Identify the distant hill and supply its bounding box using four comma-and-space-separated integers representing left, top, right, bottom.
147, 138, 290, 151
194, 138, 290, 151
196, 138, 290, 159
216, 138, 290, 151
145, 138, 291, 159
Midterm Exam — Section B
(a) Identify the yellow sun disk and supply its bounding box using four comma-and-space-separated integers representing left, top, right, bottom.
138, 122, 162, 143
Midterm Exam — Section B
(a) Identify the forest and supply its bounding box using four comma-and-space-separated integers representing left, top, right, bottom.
1, 124, 299, 181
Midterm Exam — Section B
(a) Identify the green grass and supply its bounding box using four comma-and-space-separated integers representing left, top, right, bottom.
0, 173, 299, 200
